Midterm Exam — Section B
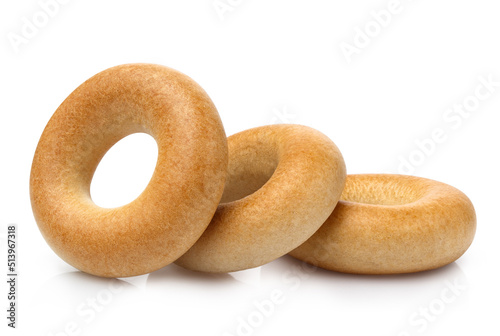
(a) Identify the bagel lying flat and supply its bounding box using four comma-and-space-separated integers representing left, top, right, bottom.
30, 64, 228, 278
175, 125, 347, 273
289, 174, 476, 274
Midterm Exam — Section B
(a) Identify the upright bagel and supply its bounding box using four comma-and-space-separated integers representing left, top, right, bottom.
175, 125, 346, 273
30, 64, 228, 278
289, 174, 476, 274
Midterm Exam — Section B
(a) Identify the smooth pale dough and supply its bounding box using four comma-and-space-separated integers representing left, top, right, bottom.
289, 174, 477, 274
30, 63, 228, 278
175, 124, 347, 273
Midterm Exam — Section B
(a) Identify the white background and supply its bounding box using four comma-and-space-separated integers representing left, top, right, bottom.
1, 0, 499, 335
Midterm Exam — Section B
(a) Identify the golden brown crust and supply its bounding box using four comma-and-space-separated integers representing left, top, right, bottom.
289, 174, 477, 274
175, 125, 346, 273
30, 64, 228, 277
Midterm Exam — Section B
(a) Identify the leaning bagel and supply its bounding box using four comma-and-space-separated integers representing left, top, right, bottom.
175, 125, 346, 273
289, 174, 476, 274
30, 64, 228, 278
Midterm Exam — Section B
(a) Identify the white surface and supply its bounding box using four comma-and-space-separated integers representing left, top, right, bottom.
1, 0, 499, 335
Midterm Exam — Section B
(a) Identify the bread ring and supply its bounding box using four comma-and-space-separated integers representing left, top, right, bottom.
30, 64, 228, 278
289, 174, 476, 274
175, 125, 346, 273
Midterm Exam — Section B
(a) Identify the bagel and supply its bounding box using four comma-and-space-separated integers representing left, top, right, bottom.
30, 64, 228, 278
175, 125, 346, 273
289, 174, 476, 274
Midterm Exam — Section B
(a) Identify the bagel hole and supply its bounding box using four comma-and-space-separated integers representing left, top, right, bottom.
341, 179, 424, 206
90, 133, 158, 208
220, 149, 278, 204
